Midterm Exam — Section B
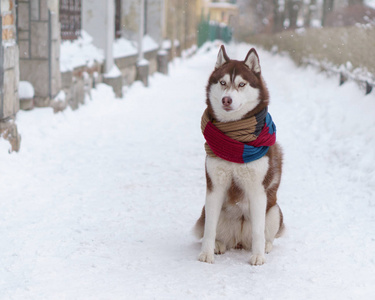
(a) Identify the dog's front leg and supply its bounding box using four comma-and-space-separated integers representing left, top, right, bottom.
198, 187, 225, 264
249, 187, 267, 265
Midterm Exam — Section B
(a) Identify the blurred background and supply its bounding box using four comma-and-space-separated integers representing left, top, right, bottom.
1, 0, 374, 151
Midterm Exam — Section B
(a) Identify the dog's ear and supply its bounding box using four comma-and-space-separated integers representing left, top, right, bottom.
215, 45, 230, 69
244, 48, 261, 74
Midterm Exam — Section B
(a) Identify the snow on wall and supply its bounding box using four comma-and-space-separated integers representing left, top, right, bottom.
19, 81, 35, 99
113, 35, 159, 59
113, 38, 138, 59
60, 31, 104, 72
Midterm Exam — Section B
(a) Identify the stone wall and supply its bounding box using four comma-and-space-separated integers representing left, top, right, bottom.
60, 62, 102, 111
115, 54, 137, 86
1, 44, 19, 118
145, 0, 162, 46
122, 0, 140, 41
18, 0, 61, 107
122, 0, 163, 44
60, 46, 161, 106
114, 48, 159, 86
1, 0, 19, 119
164, 0, 198, 57
0, 0, 20, 151
144, 50, 158, 74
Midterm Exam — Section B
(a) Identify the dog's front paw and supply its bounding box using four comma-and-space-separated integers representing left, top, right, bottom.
249, 254, 266, 266
214, 240, 226, 255
198, 251, 215, 264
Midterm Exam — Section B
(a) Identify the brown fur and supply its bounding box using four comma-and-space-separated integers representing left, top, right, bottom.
263, 143, 283, 212
205, 166, 213, 192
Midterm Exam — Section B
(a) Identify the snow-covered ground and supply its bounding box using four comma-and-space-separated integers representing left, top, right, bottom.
1, 43, 374, 299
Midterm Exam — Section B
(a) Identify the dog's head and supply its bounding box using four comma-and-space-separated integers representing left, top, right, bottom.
206, 45, 269, 122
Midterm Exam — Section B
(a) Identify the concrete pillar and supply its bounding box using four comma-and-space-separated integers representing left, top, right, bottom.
105, 0, 115, 73
157, 50, 168, 75
136, 0, 149, 86
138, 0, 145, 62
83, 0, 122, 97
136, 60, 149, 87
1, 0, 21, 152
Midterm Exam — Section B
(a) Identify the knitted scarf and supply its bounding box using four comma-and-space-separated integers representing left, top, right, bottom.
201, 107, 276, 164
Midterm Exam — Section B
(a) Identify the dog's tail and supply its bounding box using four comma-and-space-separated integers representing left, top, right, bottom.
275, 222, 285, 238
275, 205, 285, 238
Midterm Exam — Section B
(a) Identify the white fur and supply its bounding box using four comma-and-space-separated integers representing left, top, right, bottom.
208, 75, 260, 122
245, 52, 261, 73
198, 156, 270, 265
267, 172, 280, 191
215, 47, 227, 69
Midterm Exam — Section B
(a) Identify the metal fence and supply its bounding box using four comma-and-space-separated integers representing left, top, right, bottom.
60, 0, 81, 40
197, 17, 232, 47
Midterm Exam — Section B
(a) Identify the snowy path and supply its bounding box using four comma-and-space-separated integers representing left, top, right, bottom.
1, 43, 375, 299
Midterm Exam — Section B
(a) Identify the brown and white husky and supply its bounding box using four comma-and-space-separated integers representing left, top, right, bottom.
194, 45, 284, 265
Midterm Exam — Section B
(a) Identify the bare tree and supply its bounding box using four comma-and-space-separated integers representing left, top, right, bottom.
305, 0, 317, 28
286, 0, 302, 29
273, 0, 284, 32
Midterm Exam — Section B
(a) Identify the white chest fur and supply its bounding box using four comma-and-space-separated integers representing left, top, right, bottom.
206, 155, 269, 192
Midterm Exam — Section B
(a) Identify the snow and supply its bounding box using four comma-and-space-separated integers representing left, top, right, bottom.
18, 81, 34, 99
366, 0, 375, 9
113, 35, 159, 59
1, 42, 375, 299
60, 30, 104, 72
158, 49, 168, 56
142, 35, 159, 52
113, 38, 138, 58
162, 39, 180, 50
104, 65, 122, 78
2, 39, 16, 47
53, 90, 66, 103
182, 45, 198, 58
137, 58, 149, 66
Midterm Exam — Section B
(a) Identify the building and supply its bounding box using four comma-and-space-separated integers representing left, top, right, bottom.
163, 0, 198, 57
205, 0, 238, 26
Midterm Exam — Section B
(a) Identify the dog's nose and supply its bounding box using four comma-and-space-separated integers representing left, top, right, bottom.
222, 96, 232, 106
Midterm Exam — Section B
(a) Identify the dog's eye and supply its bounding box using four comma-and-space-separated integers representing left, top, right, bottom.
239, 82, 246, 87
220, 81, 226, 86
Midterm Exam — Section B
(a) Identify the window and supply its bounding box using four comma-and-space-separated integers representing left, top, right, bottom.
115, 0, 121, 38
59, 0, 81, 40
